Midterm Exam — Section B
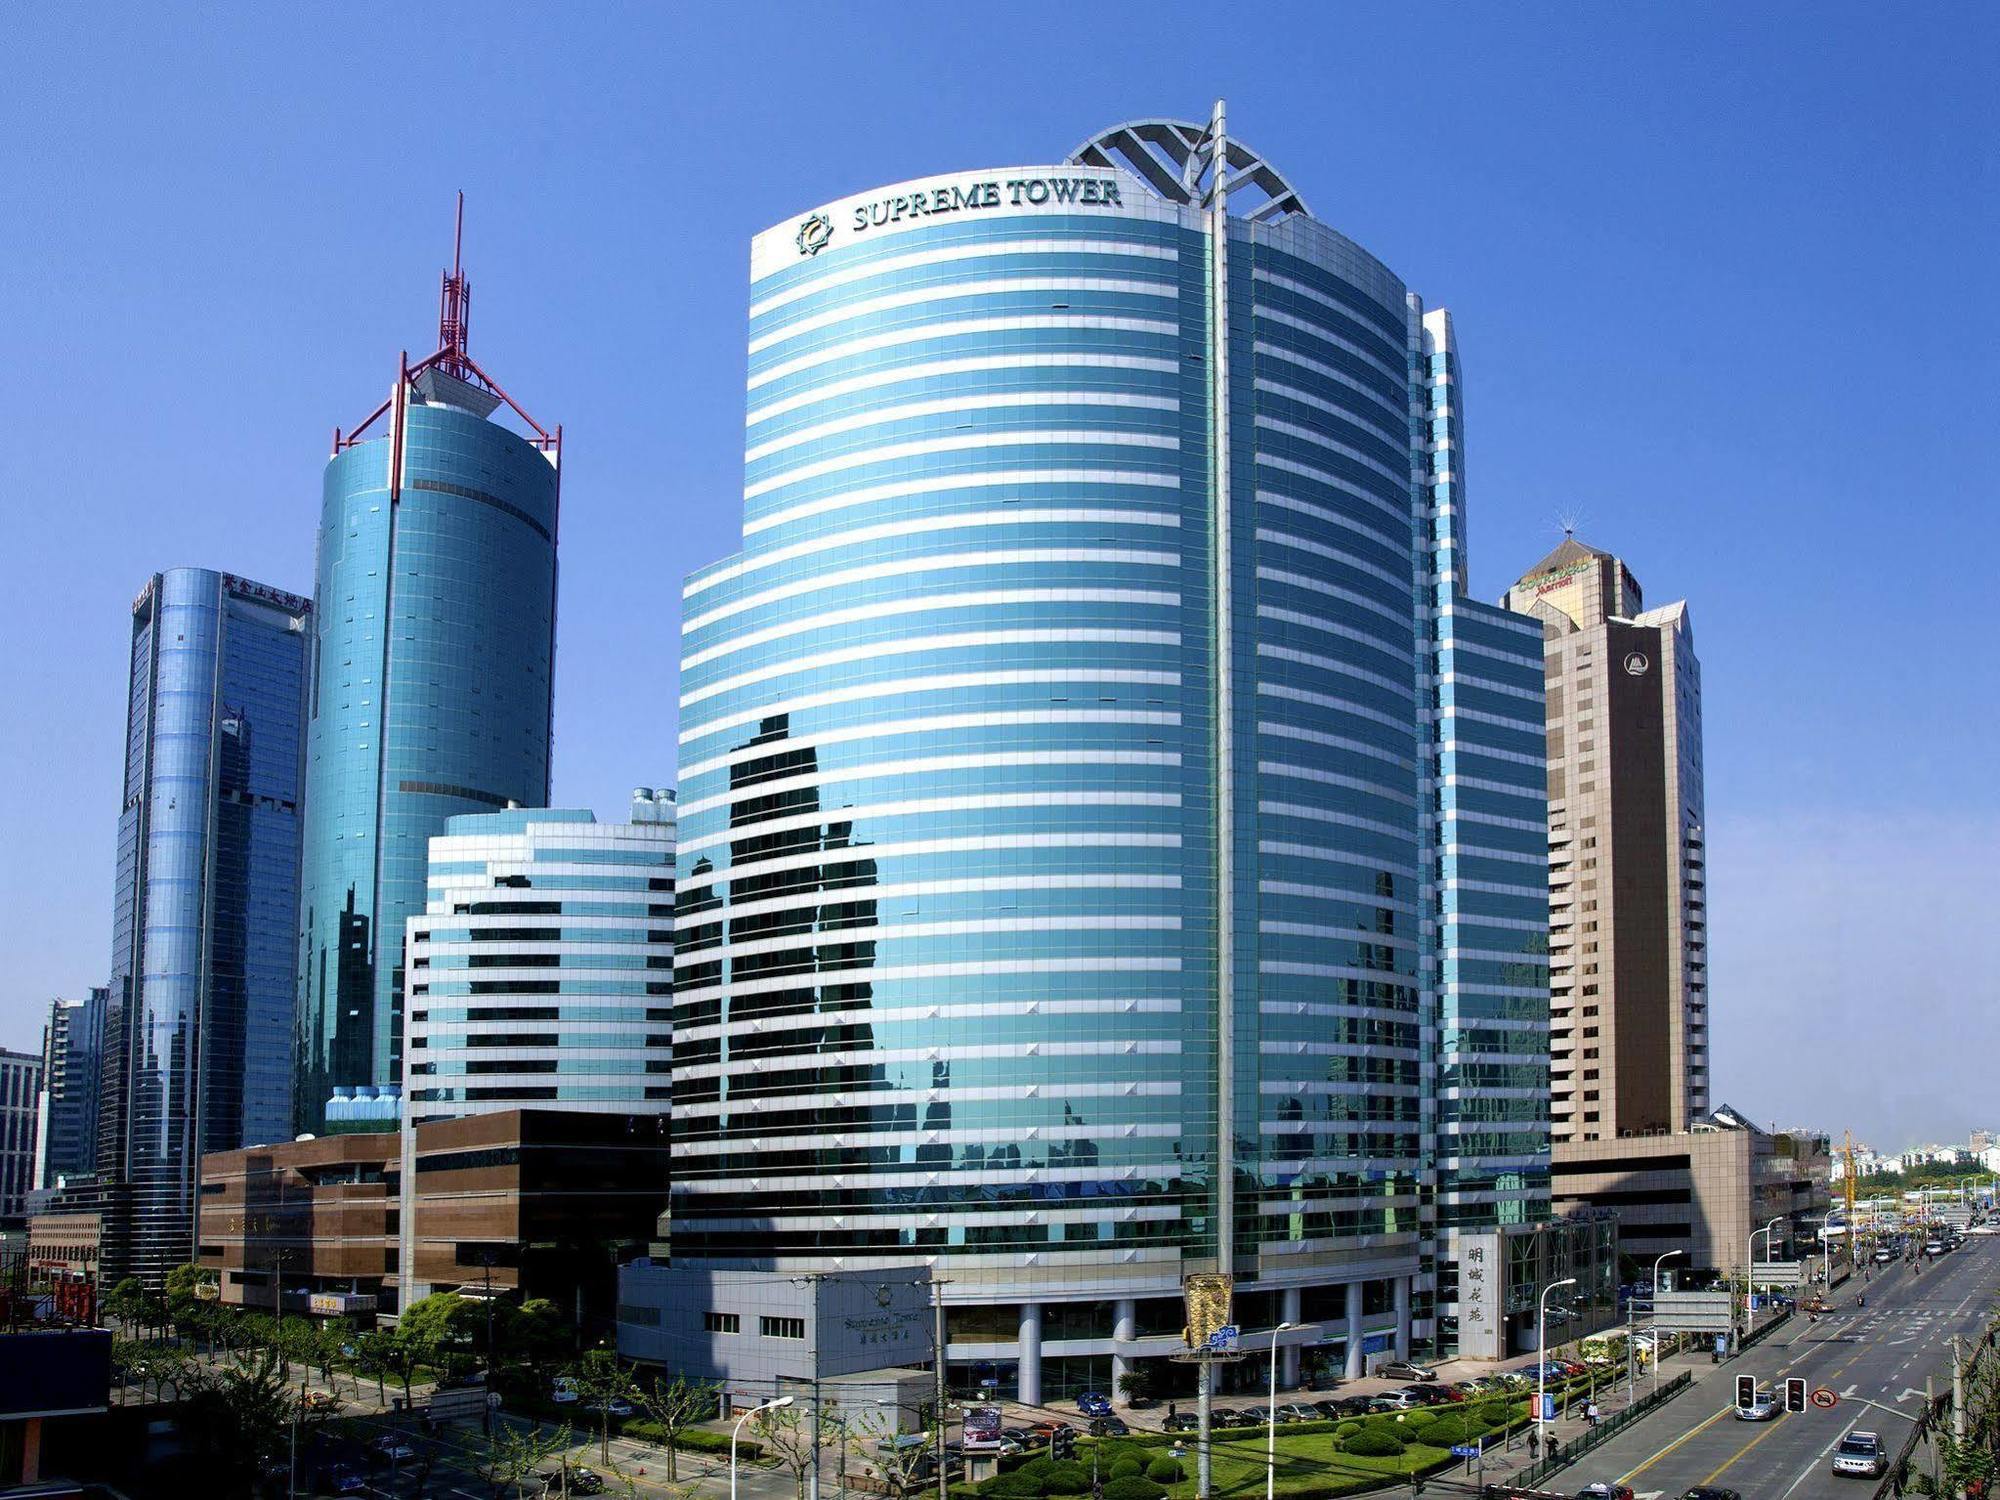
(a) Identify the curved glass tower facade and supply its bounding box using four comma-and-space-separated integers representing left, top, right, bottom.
296, 391, 559, 1131
669, 112, 1545, 1392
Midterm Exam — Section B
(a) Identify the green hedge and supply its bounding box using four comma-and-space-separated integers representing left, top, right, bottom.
1102, 1479, 1166, 1500
1145, 1458, 1183, 1483
622, 1417, 762, 1460
1341, 1429, 1405, 1457
1110, 1460, 1144, 1480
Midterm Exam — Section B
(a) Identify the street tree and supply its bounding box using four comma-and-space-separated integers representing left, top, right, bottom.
566, 1348, 640, 1464
756, 1397, 846, 1500
847, 1409, 945, 1497
475, 1418, 573, 1500
631, 1371, 721, 1480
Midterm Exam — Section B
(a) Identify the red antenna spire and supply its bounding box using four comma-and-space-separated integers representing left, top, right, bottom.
437, 190, 471, 378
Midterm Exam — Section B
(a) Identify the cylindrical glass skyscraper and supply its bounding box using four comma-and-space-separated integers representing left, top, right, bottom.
296, 344, 561, 1133
661, 112, 1547, 1397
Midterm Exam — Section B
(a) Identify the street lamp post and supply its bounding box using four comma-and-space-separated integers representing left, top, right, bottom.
1650, 1252, 1683, 1396
1742, 1218, 1781, 1342
734, 1396, 795, 1500
1266, 1323, 1295, 1500
1537, 1278, 1578, 1464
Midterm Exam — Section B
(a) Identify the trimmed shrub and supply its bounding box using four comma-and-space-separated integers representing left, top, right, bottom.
1396, 1408, 1438, 1430
1101, 1479, 1167, 1500
1109, 1460, 1144, 1480
980, 1475, 1045, 1499
1039, 1462, 1091, 1495
1017, 1459, 1054, 1478
1146, 1458, 1184, 1483
1095, 1445, 1147, 1471
1476, 1401, 1510, 1427
1334, 1421, 1363, 1439
1342, 1429, 1405, 1458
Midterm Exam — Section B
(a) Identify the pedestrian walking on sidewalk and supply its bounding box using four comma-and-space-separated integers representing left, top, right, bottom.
1585, 1400, 1600, 1429
1527, 1429, 1540, 1462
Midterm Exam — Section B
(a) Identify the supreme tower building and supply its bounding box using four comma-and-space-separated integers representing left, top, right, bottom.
662, 109, 1548, 1394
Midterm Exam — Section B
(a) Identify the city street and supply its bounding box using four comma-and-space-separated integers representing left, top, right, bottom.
1569, 1240, 1996, 1500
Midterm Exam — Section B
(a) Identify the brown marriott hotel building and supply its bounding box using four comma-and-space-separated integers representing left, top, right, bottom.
1502, 539, 1826, 1277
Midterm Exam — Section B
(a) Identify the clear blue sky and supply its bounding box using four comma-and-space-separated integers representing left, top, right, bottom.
3, 5, 1992, 1150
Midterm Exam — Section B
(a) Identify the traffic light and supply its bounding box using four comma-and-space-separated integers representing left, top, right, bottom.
1785, 1378, 1807, 1413
1736, 1375, 1757, 1410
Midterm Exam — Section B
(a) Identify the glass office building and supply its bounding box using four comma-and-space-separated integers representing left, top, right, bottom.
1418, 310, 1553, 1353
97, 568, 312, 1283
34, 989, 105, 1191
667, 109, 1545, 1393
403, 791, 676, 1125
295, 334, 561, 1132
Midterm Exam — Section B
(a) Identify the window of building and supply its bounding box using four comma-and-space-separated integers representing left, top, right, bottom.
761, 1316, 805, 1340
704, 1311, 739, 1334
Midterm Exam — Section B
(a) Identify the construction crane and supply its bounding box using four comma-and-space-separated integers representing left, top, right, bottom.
1843, 1130, 1859, 1268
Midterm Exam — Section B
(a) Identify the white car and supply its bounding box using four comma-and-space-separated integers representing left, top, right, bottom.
1832, 1432, 1886, 1478
551, 1377, 581, 1405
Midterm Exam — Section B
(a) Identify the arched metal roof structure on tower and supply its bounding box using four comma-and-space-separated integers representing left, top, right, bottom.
1067, 115, 1312, 223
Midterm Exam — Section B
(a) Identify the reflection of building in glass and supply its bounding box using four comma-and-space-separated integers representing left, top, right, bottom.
295, 209, 562, 1132
663, 107, 1547, 1395
94, 568, 311, 1283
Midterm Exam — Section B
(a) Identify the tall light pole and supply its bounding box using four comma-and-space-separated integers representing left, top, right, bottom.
1265, 1322, 1295, 1500
1537, 1278, 1577, 1459
734, 1396, 795, 1500
1650, 1252, 1683, 1395
1743, 1217, 1781, 1340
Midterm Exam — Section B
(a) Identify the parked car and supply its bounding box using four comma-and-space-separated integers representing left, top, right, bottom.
300, 1389, 341, 1412
1368, 1392, 1422, 1412
583, 1396, 635, 1418
321, 1466, 368, 1496
551, 1376, 580, 1405
1832, 1432, 1887, 1479
1088, 1416, 1129, 1437
1163, 1413, 1201, 1433
1277, 1403, 1319, 1423
1241, 1405, 1276, 1424
1376, 1361, 1437, 1382
1026, 1421, 1075, 1441
1077, 1391, 1113, 1417
1213, 1408, 1257, 1429
1434, 1383, 1473, 1403
1399, 1385, 1451, 1407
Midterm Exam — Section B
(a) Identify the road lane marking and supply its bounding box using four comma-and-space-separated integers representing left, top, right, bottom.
1616, 1405, 1735, 1485
1698, 1413, 1791, 1485
1775, 1425, 1855, 1500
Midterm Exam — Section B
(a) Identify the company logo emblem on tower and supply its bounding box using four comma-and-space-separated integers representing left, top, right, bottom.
1624, 651, 1650, 676
796, 213, 833, 257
